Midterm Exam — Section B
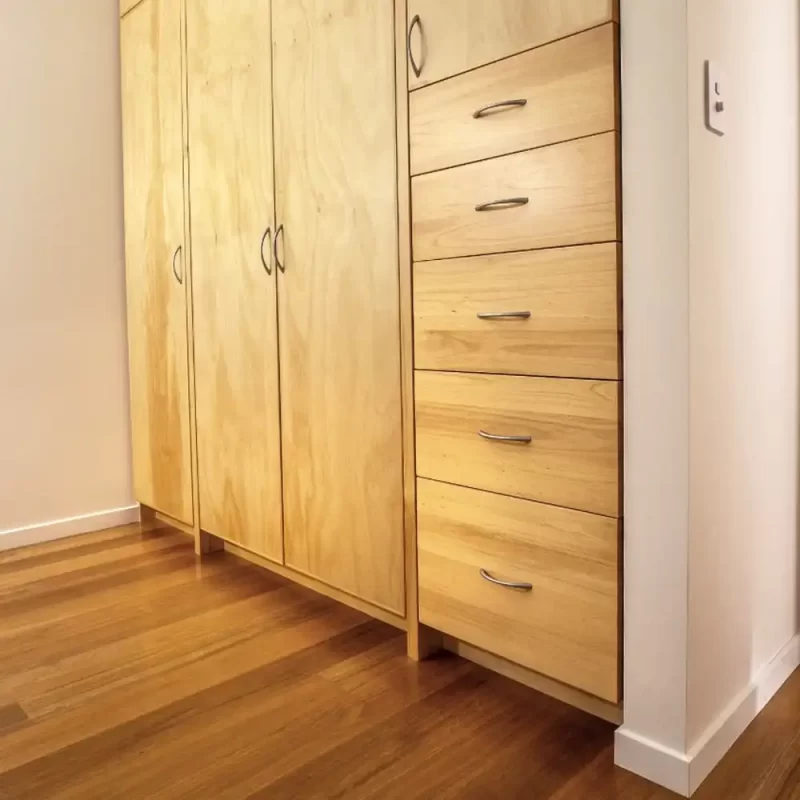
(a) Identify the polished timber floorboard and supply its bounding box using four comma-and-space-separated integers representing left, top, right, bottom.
0, 521, 797, 799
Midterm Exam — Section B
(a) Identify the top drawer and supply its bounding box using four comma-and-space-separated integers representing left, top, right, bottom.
410, 25, 617, 176
406, 0, 617, 89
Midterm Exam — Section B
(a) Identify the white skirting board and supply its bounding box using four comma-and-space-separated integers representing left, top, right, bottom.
615, 632, 800, 797
0, 504, 140, 553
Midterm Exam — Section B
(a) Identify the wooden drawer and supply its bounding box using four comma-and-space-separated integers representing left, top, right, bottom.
414, 243, 620, 380
411, 133, 618, 262
417, 479, 620, 702
410, 25, 617, 176
407, 0, 617, 90
415, 371, 619, 517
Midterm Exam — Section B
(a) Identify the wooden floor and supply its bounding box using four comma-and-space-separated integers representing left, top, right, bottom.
0, 522, 798, 799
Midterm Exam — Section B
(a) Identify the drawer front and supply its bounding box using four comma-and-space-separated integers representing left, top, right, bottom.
411, 133, 618, 262
415, 371, 619, 517
407, 0, 617, 90
410, 25, 617, 176
417, 479, 620, 702
414, 243, 620, 380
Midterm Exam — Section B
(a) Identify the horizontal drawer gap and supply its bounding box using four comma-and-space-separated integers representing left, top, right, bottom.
414, 475, 621, 521
413, 238, 621, 265
414, 367, 622, 384
408, 20, 618, 94
411, 129, 617, 179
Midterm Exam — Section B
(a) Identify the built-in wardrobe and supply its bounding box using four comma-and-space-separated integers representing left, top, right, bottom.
120, 0, 622, 722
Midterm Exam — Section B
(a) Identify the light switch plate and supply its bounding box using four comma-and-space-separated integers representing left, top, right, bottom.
705, 60, 726, 135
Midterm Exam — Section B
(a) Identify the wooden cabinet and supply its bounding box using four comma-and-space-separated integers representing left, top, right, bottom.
410, 25, 618, 176
272, 0, 405, 614
406, 0, 617, 89
187, 0, 283, 561
120, 0, 193, 525
418, 479, 620, 702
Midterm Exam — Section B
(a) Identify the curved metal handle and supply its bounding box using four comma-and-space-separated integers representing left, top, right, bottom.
480, 568, 532, 592
273, 224, 285, 273
260, 227, 272, 275
407, 14, 423, 79
172, 245, 183, 285
475, 197, 529, 212
478, 430, 532, 444
477, 311, 531, 320
473, 99, 528, 119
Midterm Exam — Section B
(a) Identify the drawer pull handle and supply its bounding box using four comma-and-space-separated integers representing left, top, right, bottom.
480, 568, 533, 592
407, 14, 424, 79
171, 245, 183, 285
260, 226, 272, 275
477, 311, 531, 320
273, 223, 285, 273
473, 99, 528, 119
478, 430, 532, 444
475, 197, 529, 212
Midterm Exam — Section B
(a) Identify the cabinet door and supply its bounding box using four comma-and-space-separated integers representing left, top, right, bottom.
120, 0, 193, 524
273, 0, 405, 613
187, 0, 283, 560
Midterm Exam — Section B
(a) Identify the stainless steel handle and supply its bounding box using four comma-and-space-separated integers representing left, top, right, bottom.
480, 568, 532, 592
273, 223, 285, 273
473, 99, 528, 119
475, 197, 529, 212
407, 14, 423, 79
172, 245, 183, 285
477, 311, 531, 320
260, 227, 272, 275
478, 430, 532, 444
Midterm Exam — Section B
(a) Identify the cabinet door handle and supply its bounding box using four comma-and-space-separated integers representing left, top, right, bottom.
476, 311, 531, 320
475, 197, 529, 212
407, 14, 423, 79
171, 245, 183, 285
273, 223, 285, 273
260, 227, 272, 275
478, 430, 531, 444
473, 99, 527, 119
480, 568, 532, 592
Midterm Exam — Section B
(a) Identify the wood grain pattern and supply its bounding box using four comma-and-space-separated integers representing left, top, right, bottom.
394, 0, 438, 660
411, 133, 619, 262
418, 479, 619, 701
0, 523, 796, 798
415, 371, 620, 517
120, 0, 193, 525
272, 0, 405, 613
410, 24, 618, 175
187, 0, 283, 561
414, 243, 621, 380
406, 0, 617, 90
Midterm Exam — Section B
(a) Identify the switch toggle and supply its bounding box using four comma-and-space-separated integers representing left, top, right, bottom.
705, 60, 726, 135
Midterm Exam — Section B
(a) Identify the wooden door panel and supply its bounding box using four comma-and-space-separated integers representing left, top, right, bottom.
187, 0, 283, 560
272, 0, 405, 613
121, 0, 193, 524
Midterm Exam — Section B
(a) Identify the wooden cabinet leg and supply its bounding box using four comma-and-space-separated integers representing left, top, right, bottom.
407, 624, 443, 661
195, 530, 224, 558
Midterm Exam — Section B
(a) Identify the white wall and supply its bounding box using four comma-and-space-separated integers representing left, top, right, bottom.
0, 0, 135, 539
617, 0, 691, 757
686, 0, 800, 746
618, 0, 800, 795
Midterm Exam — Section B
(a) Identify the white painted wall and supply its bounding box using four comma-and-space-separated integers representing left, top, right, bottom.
0, 0, 135, 539
686, 0, 800, 746
618, 0, 800, 794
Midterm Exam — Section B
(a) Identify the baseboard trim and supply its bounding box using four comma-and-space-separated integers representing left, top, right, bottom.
615, 632, 800, 797
687, 632, 800, 794
0, 504, 140, 553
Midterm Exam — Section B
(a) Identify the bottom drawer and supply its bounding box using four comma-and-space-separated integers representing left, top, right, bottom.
418, 478, 619, 702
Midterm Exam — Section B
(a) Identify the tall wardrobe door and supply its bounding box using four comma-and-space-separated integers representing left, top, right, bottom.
272, 0, 405, 613
120, 0, 193, 525
187, 0, 283, 560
